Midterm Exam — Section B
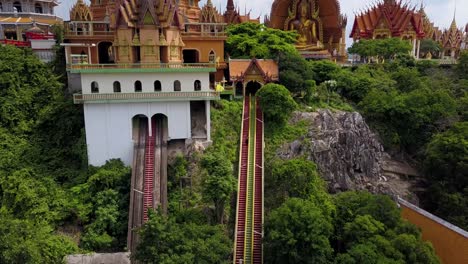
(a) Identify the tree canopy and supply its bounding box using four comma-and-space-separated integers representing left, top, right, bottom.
226, 23, 298, 59
257, 83, 297, 126
348, 38, 412, 63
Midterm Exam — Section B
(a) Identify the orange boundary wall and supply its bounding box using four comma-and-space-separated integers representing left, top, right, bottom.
398, 198, 468, 264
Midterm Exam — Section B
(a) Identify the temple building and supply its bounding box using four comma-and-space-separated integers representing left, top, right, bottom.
349, 0, 426, 58
0, 0, 61, 61
224, 0, 260, 24
439, 18, 465, 59
229, 58, 279, 96
267, 0, 347, 60
62, 0, 262, 250
62, 0, 234, 166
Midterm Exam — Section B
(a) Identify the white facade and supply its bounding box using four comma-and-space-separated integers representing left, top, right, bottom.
80, 72, 210, 94
79, 71, 214, 166
84, 101, 201, 166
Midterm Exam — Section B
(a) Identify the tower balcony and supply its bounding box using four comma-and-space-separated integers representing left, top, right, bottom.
181, 23, 227, 39
64, 21, 114, 38
73, 91, 220, 104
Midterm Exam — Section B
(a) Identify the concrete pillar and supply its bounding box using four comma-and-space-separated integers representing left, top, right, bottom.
416, 39, 421, 59
148, 116, 152, 137
205, 100, 211, 141
412, 38, 417, 57
87, 45, 92, 64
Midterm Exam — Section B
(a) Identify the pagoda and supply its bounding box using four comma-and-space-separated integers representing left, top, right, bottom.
267, 0, 347, 60
0, 0, 61, 61
224, 0, 260, 24
349, 0, 425, 58
440, 18, 465, 59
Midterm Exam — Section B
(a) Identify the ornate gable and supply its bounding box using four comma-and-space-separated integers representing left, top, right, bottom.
70, 0, 93, 21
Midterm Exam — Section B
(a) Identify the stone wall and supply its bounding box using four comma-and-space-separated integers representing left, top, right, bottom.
65, 252, 130, 264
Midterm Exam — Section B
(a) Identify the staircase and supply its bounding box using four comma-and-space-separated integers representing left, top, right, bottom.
234, 96, 250, 263
253, 99, 263, 264
143, 135, 155, 222
234, 96, 264, 264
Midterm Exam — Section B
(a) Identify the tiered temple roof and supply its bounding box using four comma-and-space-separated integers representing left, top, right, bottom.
440, 18, 464, 54
224, 0, 260, 24
350, 0, 425, 40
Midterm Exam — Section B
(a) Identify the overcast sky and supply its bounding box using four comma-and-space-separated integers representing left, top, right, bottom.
56, 0, 468, 40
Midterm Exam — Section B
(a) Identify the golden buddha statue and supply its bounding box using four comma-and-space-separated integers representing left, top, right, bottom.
287, 0, 323, 50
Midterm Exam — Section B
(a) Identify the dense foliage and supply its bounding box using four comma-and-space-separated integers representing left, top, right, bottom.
263, 170, 440, 263
0, 45, 133, 262
257, 83, 297, 126
2, 24, 465, 263
348, 38, 412, 63
226, 23, 298, 59
134, 211, 231, 264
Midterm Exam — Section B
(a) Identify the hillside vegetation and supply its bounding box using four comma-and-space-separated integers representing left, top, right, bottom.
0, 23, 466, 263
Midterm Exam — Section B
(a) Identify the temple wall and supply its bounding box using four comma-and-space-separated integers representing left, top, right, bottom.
399, 198, 468, 264
80, 72, 210, 94
84, 101, 191, 166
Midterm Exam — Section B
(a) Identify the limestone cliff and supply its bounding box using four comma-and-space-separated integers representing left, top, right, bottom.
277, 109, 420, 203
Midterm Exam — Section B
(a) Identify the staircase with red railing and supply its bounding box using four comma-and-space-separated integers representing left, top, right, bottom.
253, 99, 264, 264
234, 95, 264, 264
143, 134, 155, 222
234, 95, 251, 263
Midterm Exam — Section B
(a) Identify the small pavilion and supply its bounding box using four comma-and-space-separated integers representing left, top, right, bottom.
228, 59, 279, 97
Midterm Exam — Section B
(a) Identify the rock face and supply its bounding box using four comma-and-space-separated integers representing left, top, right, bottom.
277, 109, 418, 202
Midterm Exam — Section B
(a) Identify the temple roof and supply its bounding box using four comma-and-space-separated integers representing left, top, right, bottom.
440, 18, 464, 49
350, 0, 425, 39
229, 59, 279, 83
0, 16, 61, 25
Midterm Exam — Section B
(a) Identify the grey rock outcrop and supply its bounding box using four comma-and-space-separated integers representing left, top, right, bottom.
277, 109, 418, 202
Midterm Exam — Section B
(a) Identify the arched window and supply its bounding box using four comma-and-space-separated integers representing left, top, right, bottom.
209, 50, 216, 63
154, 80, 161, 92
135, 81, 142, 92
13, 1, 22, 12
194, 80, 201, 91
91, 81, 99, 93
113, 81, 121, 93
35, 3, 43, 13
174, 80, 181, 91
0, 3, 3, 12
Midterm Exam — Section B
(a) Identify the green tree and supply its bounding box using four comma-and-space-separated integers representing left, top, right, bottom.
75, 160, 131, 251
419, 39, 441, 58
349, 38, 411, 63
134, 211, 231, 264
226, 23, 298, 59
0, 209, 79, 264
257, 84, 297, 126
0, 45, 63, 134
278, 52, 314, 95
264, 198, 334, 264
423, 122, 468, 229
266, 158, 334, 216
457, 51, 468, 78
201, 151, 236, 224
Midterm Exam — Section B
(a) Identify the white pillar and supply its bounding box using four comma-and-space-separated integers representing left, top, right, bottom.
205, 100, 211, 141
87, 45, 92, 64
412, 39, 417, 57
416, 40, 421, 59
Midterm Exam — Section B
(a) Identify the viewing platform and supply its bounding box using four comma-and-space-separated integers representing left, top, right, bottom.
68, 62, 217, 74
181, 23, 227, 39
73, 91, 220, 104
64, 21, 114, 38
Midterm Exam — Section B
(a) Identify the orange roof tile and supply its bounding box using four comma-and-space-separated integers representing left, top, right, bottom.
229, 59, 279, 82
